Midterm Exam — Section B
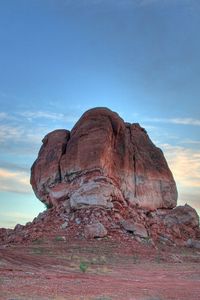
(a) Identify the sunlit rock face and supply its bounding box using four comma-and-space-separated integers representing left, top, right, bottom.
31, 107, 177, 210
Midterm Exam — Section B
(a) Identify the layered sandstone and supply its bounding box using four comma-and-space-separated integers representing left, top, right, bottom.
31, 107, 177, 211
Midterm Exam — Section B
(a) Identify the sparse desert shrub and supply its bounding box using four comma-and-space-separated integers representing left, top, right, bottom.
32, 238, 44, 244
155, 250, 162, 264
132, 254, 139, 264
54, 236, 66, 242
79, 261, 88, 273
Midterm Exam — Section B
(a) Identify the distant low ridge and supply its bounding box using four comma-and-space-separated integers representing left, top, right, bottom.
0, 107, 199, 247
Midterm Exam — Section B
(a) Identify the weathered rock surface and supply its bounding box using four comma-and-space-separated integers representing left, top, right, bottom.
31, 107, 177, 210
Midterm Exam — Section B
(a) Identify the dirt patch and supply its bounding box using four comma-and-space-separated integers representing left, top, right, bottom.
0, 238, 200, 300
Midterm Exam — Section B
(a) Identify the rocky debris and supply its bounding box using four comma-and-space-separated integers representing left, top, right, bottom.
0, 203, 199, 247
84, 222, 108, 239
31, 107, 177, 210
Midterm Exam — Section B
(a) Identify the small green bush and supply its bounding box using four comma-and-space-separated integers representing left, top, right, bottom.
79, 262, 88, 273
54, 236, 66, 242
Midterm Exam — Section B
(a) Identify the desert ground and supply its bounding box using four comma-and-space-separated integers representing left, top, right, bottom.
1, 236, 200, 300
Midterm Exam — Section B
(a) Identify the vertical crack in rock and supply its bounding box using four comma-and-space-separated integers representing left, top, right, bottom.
126, 123, 137, 198
58, 132, 70, 182
57, 164, 62, 183
133, 151, 137, 198
108, 116, 118, 150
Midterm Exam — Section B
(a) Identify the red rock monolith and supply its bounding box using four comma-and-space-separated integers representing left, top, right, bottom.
31, 107, 177, 210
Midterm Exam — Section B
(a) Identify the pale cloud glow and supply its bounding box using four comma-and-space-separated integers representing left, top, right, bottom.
0, 211, 33, 220
161, 143, 200, 213
0, 168, 32, 194
0, 211, 36, 228
161, 143, 200, 191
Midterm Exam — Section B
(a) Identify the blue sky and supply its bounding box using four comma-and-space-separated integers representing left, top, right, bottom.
0, 0, 200, 228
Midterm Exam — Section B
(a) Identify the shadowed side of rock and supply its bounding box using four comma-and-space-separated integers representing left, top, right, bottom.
30, 129, 70, 206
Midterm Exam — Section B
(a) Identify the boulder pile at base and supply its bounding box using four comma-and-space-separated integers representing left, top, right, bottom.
1, 107, 199, 247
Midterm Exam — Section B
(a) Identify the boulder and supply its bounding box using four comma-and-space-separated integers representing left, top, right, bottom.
84, 222, 108, 239
164, 204, 199, 228
121, 220, 148, 238
187, 239, 200, 249
60, 221, 68, 229
31, 107, 177, 210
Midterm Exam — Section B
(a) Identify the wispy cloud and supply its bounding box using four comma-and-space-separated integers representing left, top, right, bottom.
18, 110, 78, 124
145, 117, 200, 126
0, 168, 32, 194
0, 161, 29, 172
180, 139, 200, 145
19, 110, 65, 121
0, 125, 24, 143
0, 111, 68, 157
0, 123, 53, 148
179, 192, 200, 209
0, 112, 9, 120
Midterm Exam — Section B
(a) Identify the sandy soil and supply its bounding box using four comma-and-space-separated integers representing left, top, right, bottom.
0, 237, 200, 300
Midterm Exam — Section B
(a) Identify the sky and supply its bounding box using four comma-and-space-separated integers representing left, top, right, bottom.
0, 0, 200, 228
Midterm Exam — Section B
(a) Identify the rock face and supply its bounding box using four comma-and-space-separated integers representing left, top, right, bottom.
31, 107, 177, 211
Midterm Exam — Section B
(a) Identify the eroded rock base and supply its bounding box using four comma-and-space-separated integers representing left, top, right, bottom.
1, 203, 199, 248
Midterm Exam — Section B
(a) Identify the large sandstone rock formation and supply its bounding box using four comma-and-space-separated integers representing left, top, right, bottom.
1, 110, 199, 247
31, 107, 177, 211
